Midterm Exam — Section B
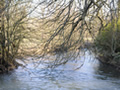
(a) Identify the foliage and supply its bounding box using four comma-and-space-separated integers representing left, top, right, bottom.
94, 20, 120, 64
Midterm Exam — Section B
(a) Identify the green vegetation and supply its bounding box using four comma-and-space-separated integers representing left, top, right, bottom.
94, 20, 120, 68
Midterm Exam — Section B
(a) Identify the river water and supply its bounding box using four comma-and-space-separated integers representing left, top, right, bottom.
0, 51, 120, 90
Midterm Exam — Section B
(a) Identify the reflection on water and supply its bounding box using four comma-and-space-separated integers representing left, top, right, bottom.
0, 51, 120, 90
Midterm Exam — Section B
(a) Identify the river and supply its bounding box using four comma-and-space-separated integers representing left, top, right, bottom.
0, 51, 120, 90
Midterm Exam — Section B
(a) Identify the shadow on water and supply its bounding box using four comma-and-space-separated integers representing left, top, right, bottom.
0, 50, 120, 90
95, 62, 120, 79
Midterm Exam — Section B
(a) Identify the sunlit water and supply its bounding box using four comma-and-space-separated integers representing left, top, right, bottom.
0, 51, 120, 90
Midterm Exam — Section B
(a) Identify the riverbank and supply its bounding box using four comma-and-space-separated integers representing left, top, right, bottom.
0, 60, 21, 74
97, 56, 120, 72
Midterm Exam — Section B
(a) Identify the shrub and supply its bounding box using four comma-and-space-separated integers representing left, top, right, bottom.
94, 20, 120, 64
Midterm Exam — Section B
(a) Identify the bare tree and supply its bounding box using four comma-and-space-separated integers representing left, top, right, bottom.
0, 0, 119, 71
36, 0, 116, 50
30, 0, 119, 68
0, 0, 40, 72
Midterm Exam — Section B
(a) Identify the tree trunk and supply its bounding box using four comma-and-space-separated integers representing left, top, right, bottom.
0, 0, 5, 64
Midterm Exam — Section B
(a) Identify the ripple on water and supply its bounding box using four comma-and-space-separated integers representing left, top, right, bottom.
0, 51, 120, 90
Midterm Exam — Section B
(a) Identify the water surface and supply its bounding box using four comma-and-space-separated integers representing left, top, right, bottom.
0, 51, 120, 90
